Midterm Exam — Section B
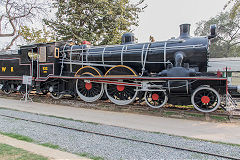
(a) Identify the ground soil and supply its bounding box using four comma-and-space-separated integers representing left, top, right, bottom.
0, 92, 239, 123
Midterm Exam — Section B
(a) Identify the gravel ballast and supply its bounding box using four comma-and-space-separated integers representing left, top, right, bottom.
0, 108, 239, 160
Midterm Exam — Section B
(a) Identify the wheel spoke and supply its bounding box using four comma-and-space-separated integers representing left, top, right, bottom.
105, 82, 138, 105
145, 91, 167, 109
191, 87, 220, 113
76, 78, 103, 102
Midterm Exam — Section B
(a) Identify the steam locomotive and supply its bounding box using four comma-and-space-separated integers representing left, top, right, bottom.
0, 24, 237, 113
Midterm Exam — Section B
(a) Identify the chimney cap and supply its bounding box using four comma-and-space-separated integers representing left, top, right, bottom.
179, 24, 191, 38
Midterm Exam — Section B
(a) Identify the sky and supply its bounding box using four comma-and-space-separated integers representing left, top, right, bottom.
0, 0, 231, 49
132, 0, 229, 42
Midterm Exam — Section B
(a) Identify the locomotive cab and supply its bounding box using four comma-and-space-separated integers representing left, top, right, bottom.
19, 42, 62, 79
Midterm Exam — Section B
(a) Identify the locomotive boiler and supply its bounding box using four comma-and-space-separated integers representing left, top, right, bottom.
0, 23, 237, 113
63, 24, 209, 75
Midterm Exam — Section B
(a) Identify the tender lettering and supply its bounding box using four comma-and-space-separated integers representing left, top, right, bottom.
2, 67, 6, 72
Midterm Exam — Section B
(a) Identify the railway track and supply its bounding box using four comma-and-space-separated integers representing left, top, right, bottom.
0, 113, 239, 160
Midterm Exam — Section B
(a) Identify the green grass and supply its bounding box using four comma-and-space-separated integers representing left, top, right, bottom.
0, 143, 48, 160
0, 132, 104, 160
163, 111, 178, 116
99, 105, 111, 108
78, 152, 104, 160
152, 131, 240, 147
161, 109, 229, 122
40, 143, 60, 149
0, 132, 34, 142
0, 132, 60, 150
210, 115, 228, 121
185, 113, 205, 118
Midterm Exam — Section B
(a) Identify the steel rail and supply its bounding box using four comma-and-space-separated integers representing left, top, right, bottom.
0, 113, 239, 160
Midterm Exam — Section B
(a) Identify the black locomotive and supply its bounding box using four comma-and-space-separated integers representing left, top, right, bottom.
0, 24, 237, 112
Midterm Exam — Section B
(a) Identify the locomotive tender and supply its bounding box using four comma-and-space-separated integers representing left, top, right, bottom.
0, 24, 237, 112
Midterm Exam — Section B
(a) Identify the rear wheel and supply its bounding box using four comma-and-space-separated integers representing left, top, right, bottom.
191, 86, 221, 113
3, 84, 12, 95
145, 91, 168, 108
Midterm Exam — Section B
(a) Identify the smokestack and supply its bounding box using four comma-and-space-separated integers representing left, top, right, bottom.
179, 24, 191, 38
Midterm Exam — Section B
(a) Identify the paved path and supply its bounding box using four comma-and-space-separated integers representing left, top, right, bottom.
0, 134, 88, 160
0, 98, 240, 145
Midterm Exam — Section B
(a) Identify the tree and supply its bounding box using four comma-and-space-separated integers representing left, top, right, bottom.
224, 0, 240, 19
44, 0, 146, 45
0, 0, 48, 50
194, 12, 240, 58
20, 26, 56, 44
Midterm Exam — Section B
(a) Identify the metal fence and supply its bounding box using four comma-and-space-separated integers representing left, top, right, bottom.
0, 50, 18, 55
230, 72, 240, 85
